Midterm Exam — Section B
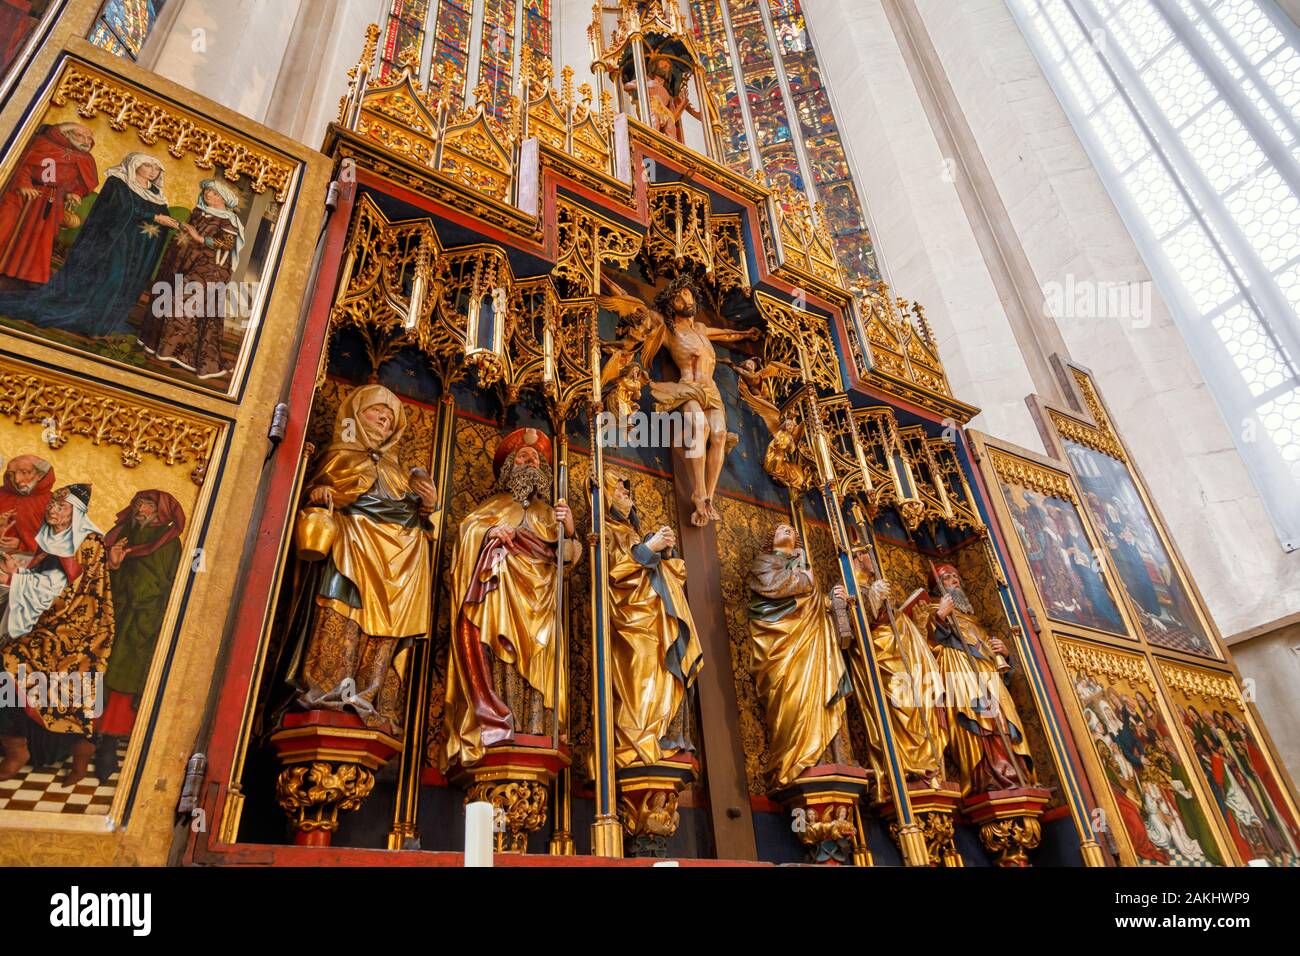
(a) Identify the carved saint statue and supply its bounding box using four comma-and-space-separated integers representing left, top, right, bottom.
848, 551, 946, 793
295, 384, 436, 734
927, 564, 1035, 795
605, 474, 704, 768
598, 274, 758, 527
747, 523, 855, 788
625, 55, 700, 143
444, 428, 580, 768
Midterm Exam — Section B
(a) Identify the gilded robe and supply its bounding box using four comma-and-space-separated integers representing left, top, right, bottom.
607, 512, 703, 768
445, 492, 568, 767
747, 548, 852, 788
1, 533, 114, 736
296, 385, 433, 730
848, 573, 946, 791
928, 608, 1033, 796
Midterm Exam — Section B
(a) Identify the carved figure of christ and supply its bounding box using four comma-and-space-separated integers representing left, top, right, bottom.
658, 285, 756, 526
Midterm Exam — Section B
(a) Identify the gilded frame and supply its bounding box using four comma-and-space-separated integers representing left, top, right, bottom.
1030, 358, 1224, 664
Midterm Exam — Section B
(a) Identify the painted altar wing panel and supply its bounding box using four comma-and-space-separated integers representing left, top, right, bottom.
1059, 640, 1224, 866
1160, 662, 1300, 866
0, 362, 206, 822
996, 479, 1128, 636
1064, 440, 1216, 657
0, 57, 302, 399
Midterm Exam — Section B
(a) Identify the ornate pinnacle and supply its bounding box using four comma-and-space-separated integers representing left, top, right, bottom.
561, 65, 574, 115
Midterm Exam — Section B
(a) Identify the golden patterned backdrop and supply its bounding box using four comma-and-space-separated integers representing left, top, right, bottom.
715, 495, 781, 795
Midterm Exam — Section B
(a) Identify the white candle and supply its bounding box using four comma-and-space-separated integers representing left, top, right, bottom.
464, 801, 494, 867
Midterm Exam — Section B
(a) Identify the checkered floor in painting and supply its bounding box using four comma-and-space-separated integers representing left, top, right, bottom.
0, 741, 125, 815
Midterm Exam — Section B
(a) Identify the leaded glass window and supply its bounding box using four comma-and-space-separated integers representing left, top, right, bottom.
1010, 0, 1300, 547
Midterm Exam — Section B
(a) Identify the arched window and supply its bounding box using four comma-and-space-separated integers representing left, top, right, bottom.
88, 0, 166, 61
1010, 0, 1300, 548
689, 0, 880, 280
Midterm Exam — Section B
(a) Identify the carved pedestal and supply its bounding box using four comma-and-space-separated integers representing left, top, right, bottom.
772, 764, 872, 866
270, 711, 401, 847
447, 735, 571, 855
963, 787, 1052, 867
881, 780, 963, 867
616, 754, 698, 858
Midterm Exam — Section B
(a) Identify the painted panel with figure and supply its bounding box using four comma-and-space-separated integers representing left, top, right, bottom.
1064, 440, 1216, 657
993, 462, 1127, 636
0, 357, 213, 819
0, 56, 301, 397
1059, 639, 1224, 866
1160, 661, 1300, 866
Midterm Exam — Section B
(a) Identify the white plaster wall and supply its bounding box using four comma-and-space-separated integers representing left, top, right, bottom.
806, 0, 1043, 449
147, 0, 386, 149
148, 0, 303, 124
891, 0, 1300, 640
1232, 620, 1300, 785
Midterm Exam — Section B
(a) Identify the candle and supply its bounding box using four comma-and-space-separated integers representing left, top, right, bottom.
543, 320, 556, 385
405, 272, 425, 330
464, 801, 494, 867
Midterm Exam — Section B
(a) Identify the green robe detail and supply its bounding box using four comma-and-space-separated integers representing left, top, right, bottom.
106, 524, 182, 697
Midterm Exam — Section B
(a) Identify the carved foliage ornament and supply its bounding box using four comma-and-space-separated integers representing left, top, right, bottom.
0, 363, 218, 483
1059, 638, 1155, 691
52, 60, 296, 201
988, 449, 1077, 504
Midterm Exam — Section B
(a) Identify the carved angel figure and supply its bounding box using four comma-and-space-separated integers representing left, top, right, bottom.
721, 356, 810, 494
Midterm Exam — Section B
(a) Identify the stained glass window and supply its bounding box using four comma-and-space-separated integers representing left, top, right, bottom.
379, 0, 430, 82
88, 0, 164, 61
1011, 0, 1300, 547
432, 0, 473, 100
689, 0, 880, 279
377, 0, 553, 115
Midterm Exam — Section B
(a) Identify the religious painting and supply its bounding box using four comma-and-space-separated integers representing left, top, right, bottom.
0, 56, 303, 398
1058, 639, 1224, 866
1159, 661, 1300, 866
1063, 439, 1216, 657
0, 357, 213, 820
990, 454, 1127, 636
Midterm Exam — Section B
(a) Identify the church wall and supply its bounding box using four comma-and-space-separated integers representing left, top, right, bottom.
1229, 620, 1300, 783
902, 0, 1299, 643
147, 0, 381, 151
802, 0, 1044, 450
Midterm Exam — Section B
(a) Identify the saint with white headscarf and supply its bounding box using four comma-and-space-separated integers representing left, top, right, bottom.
0, 483, 116, 784
140, 176, 247, 380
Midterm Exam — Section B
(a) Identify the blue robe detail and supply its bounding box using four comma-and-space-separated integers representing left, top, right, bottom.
0, 176, 170, 338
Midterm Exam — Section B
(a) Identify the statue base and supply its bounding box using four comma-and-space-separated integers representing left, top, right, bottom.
962, 787, 1052, 867
269, 711, 402, 847
880, 779, 964, 867
616, 753, 699, 858
771, 764, 872, 866
447, 735, 571, 855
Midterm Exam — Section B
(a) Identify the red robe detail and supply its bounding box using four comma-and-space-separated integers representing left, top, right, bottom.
0, 125, 99, 284
0, 463, 55, 551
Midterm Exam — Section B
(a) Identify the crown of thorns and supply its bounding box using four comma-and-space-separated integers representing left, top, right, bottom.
654, 273, 702, 316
